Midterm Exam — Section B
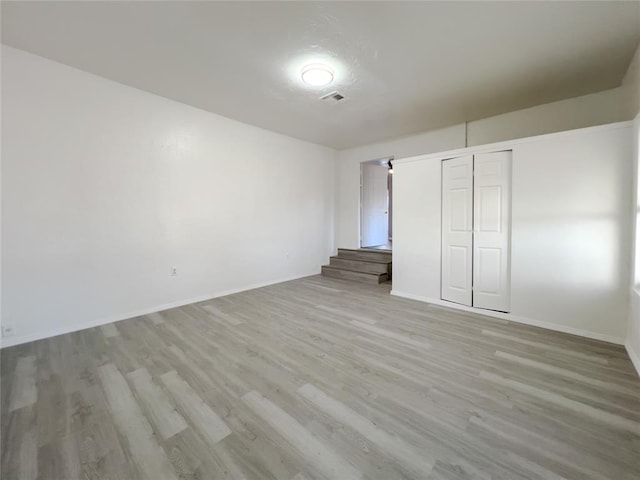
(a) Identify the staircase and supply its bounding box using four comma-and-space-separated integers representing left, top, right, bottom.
321, 248, 392, 284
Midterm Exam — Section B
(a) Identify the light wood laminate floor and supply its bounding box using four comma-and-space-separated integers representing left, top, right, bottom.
2, 275, 639, 480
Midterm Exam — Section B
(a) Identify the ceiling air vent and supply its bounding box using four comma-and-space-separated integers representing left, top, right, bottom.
320, 91, 345, 102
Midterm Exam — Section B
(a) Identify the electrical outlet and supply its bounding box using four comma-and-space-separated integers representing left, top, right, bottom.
2, 325, 15, 337
170, 267, 177, 276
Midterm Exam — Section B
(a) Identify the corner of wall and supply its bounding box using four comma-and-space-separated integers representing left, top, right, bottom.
627, 113, 640, 377
622, 41, 640, 117
627, 340, 640, 377
334, 124, 466, 250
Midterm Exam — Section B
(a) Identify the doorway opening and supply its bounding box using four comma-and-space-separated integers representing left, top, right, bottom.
360, 157, 393, 250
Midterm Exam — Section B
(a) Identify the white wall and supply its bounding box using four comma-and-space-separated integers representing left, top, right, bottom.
336, 86, 635, 250
625, 43, 640, 375
1, 46, 337, 347
628, 114, 640, 374
623, 42, 640, 117
393, 123, 633, 343
392, 159, 443, 300
466, 87, 633, 146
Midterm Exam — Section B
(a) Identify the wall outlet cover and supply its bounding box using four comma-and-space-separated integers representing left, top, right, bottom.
2, 325, 15, 337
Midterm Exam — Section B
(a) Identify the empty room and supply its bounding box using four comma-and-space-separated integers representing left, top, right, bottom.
2, 1, 640, 479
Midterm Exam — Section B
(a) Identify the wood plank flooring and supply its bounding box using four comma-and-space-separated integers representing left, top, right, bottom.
2, 275, 639, 479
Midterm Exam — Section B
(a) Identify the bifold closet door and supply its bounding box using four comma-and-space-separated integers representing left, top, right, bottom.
441, 155, 473, 306
473, 151, 511, 312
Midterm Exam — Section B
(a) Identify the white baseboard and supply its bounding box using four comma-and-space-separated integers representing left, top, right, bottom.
0, 272, 316, 349
390, 290, 625, 345
626, 342, 640, 377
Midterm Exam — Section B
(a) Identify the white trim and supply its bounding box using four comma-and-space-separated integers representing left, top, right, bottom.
394, 121, 633, 166
359, 162, 364, 248
628, 112, 640, 379
0, 272, 316, 349
390, 290, 625, 345
626, 342, 640, 378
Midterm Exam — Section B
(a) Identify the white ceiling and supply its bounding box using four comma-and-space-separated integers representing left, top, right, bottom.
2, 1, 639, 149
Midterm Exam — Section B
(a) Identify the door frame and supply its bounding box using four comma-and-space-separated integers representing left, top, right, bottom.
360, 156, 394, 248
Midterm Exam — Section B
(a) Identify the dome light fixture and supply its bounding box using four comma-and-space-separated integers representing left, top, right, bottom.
301, 63, 334, 86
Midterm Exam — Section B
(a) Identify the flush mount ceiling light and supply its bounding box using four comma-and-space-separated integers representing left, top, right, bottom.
301, 63, 334, 86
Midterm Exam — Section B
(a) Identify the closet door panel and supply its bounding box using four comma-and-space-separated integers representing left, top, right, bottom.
473, 151, 511, 312
441, 155, 473, 306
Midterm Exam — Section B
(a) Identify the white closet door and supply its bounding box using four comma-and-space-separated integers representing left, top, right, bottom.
473, 151, 511, 312
441, 155, 473, 306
